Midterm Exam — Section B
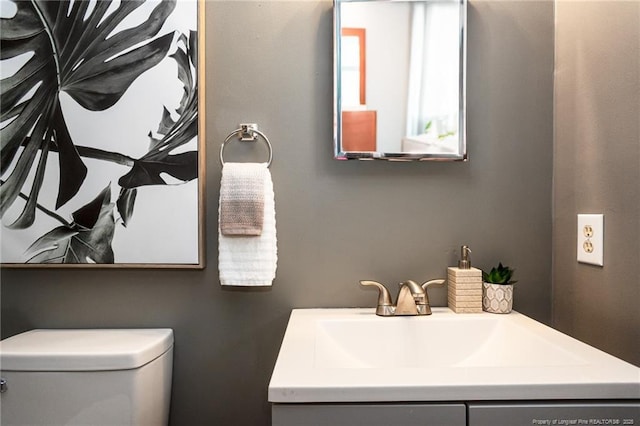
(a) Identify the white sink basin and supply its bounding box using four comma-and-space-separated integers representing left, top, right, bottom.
269, 308, 640, 403
315, 313, 587, 369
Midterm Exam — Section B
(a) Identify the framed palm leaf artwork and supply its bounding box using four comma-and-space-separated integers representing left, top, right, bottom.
0, 0, 205, 268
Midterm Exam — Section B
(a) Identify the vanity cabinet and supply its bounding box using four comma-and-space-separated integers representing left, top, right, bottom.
272, 402, 639, 426
269, 309, 639, 425
272, 403, 465, 426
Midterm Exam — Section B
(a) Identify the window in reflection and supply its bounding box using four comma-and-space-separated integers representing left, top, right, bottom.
341, 28, 366, 107
404, 2, 460, 153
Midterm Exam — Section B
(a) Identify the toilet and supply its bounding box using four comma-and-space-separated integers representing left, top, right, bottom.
0, 328, 174, 426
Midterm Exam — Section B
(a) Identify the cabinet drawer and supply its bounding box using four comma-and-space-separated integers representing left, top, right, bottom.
273, 403, 465, 426
468, 402, 640, 426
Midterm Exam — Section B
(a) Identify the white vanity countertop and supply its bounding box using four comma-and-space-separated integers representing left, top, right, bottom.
268, 308, 640, 403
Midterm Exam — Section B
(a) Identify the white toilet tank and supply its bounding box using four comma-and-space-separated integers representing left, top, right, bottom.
0, 328, 174, 426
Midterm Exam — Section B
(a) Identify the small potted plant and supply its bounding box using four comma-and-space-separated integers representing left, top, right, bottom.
482, 263, 517, 314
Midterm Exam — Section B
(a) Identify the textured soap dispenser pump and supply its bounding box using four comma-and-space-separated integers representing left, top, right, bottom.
447, 246, 483, 313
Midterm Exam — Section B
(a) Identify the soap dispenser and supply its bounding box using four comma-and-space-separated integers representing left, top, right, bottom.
447, 245, 483, 313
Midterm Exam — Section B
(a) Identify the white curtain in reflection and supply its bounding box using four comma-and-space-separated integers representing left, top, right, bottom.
405, 2, 459, 137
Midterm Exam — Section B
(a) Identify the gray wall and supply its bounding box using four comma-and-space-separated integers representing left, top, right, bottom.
553, 1, 640, 366
0, 1, 554, 425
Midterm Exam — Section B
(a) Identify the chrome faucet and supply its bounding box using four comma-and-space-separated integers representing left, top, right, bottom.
360, 279, 445, 316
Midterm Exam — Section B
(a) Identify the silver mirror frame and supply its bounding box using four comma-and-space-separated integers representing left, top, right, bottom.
333, 0, 468, 161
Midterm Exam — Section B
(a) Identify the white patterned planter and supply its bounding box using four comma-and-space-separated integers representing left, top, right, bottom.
482, 282, 513, 314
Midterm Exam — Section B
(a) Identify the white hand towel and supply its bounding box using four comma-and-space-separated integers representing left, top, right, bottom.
218, 163, 277, 286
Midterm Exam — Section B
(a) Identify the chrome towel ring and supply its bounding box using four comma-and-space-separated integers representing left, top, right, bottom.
220, 123, 273, 168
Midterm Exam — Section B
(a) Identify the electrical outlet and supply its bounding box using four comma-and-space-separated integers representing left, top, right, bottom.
577, 214, 604, 266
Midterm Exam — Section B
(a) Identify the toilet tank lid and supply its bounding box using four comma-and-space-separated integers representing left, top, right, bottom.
0, 329, 174, 372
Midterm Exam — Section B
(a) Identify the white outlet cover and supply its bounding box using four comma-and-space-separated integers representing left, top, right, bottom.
577, 214, 604, 266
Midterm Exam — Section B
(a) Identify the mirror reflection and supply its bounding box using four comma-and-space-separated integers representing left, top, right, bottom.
334, 0, 467, 160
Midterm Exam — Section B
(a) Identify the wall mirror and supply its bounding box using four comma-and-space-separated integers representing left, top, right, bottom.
334, 0, 467, 161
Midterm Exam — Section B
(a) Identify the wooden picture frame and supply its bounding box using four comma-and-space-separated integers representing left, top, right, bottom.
0, 0, 206, 268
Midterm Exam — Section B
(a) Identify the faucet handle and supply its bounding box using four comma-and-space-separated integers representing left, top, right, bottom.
421, 279, 445, 291
360, 280, 394, 316
418, 279, 446, 315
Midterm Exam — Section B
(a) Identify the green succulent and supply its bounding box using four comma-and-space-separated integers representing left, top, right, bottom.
482, 263, 517, 285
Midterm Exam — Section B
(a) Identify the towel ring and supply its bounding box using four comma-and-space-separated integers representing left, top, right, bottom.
220, 124, 273, 168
